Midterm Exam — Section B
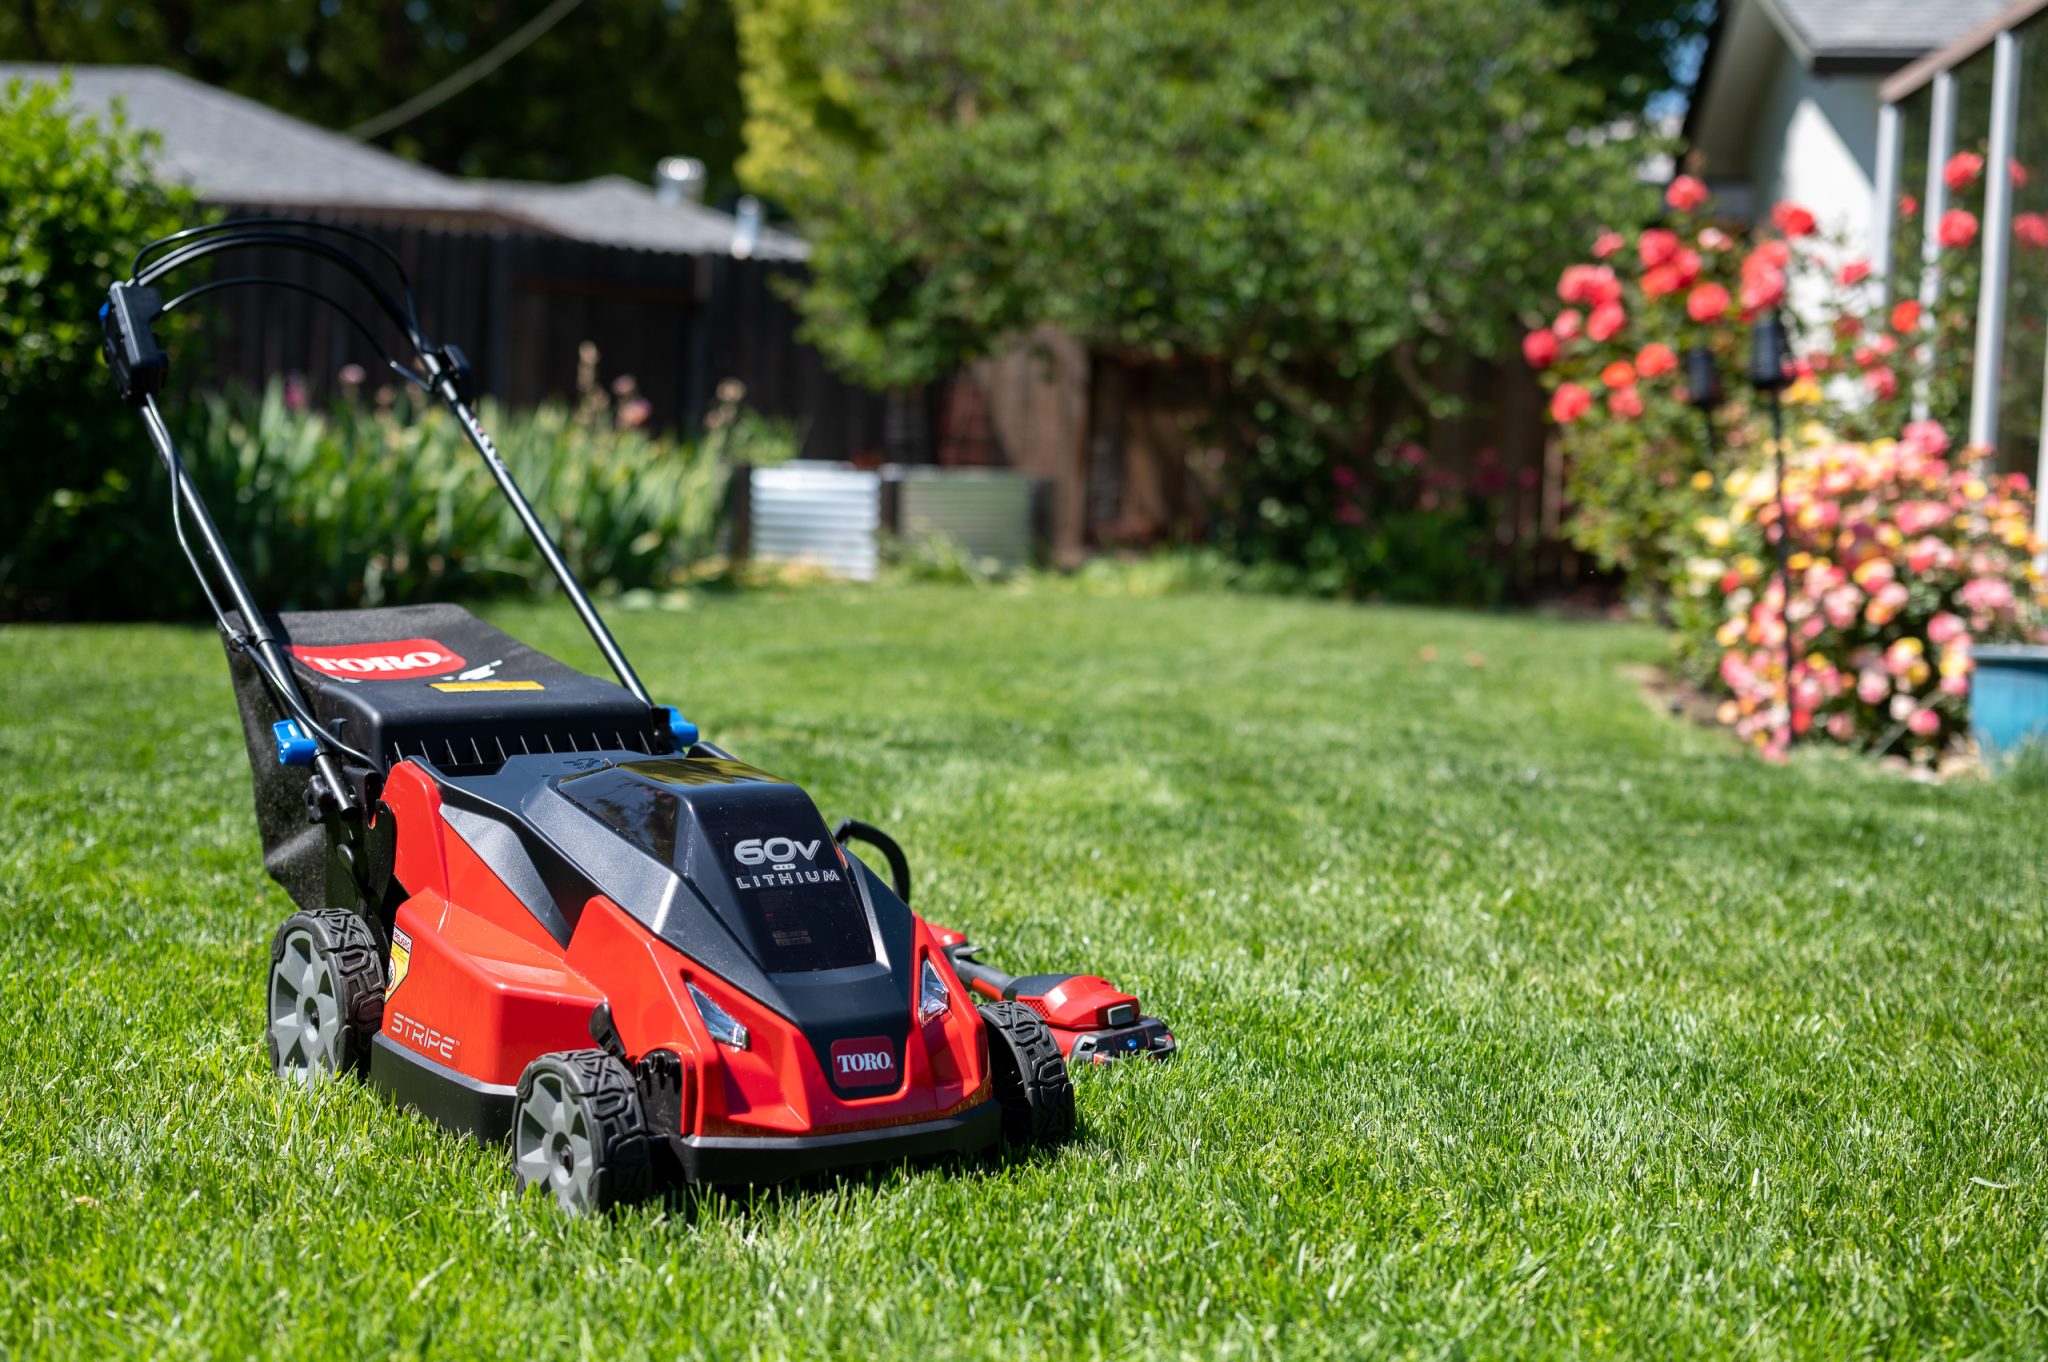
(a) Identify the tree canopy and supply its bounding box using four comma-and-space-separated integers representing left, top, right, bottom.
0, 0, 747, 198
737, 0, 1653, 392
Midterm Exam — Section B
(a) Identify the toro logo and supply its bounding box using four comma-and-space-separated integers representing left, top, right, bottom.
289, 638, 466, 681
829, 1037, 898, 1089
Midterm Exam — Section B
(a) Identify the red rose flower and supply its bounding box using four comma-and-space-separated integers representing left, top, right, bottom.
1740, 253, 1787, 310
1553, 308, 1583, 340
2013, 158, 2031, 187
1687, 283, 1731, 322
1521, 328, 1560, 369
1641, 264, 1682, 298
1770, 202, 1817, 237
1638, 228, 1680, 269
1864, 366, 1899, 400
1607, 387, 1645, 420
1635, 342, 1678, 378
1592, 230, 1625, 259
1665, 175, 1710, 212
1557, 263, 1621, 306
1899, 194, 1919, 219
1834, 316, 1861, 340
1549, 382, 1593, 423
1943, 151, 1984, 192
1601, 359, 1637, 389
1586, 301, 1626, 342
1891, 299, 1922, 333
1937, 208, 1979, 249
1838, 259, 1872, 286
2016, 212, 2048, 249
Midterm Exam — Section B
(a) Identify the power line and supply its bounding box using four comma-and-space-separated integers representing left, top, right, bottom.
345, 0, 586, 142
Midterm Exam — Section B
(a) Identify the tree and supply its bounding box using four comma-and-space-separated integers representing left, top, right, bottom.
1546, 0, 1714, 117
736, 0, 1654, 563
0, 0, 747, 198
0, 76, 201, 616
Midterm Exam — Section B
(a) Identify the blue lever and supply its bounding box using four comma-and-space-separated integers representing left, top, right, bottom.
272, 719, 317, 767
657, 705, 699, 750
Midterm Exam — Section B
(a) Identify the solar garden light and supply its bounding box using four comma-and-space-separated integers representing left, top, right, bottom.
1749, 311, 1797, 751
1686, 343, 1725, 465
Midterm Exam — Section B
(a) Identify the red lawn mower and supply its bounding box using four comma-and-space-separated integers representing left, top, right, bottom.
102, 220, 1173, 1213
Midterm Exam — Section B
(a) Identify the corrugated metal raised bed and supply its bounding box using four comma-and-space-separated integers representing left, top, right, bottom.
733, 463, 1043, 580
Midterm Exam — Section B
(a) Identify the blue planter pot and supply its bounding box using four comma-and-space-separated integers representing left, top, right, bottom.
1971, 644, 2048, 760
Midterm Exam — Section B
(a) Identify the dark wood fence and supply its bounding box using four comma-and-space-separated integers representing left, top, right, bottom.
191, 212, 902, 463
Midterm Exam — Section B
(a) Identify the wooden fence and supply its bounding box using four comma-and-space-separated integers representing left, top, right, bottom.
192, 213, 903, 463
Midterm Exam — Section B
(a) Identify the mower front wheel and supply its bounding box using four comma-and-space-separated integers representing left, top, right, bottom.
266, 909, 385, 1085
979, 1001, 1076, 1148
512, 1050, 653, 1215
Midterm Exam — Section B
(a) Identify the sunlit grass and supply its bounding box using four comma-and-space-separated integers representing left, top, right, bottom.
2, 585, 2044, 1358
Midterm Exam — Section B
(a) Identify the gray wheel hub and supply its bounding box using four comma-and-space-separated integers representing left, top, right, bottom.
514, 1070, 596, 1212
268, 927, 343, 1084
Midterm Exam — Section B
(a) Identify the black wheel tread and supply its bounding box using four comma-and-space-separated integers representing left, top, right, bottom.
515, 1049, 653, 1211
980, 1000, 1076, 1147
268, 908, 385, 1077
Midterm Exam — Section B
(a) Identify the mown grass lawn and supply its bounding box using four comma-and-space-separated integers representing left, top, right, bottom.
2, 584, 2045, 1359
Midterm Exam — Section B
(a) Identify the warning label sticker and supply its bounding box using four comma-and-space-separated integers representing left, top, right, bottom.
430, 680, 545, 693
389, 927, 412, 995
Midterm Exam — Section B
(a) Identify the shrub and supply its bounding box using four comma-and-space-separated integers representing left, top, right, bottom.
1525, 172, 1983, 607
1673, 421, 2044, 762
0, 75, 204, 617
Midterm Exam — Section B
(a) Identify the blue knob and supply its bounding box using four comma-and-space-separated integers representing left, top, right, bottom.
658, 705, 699, 750
272, 719, 317, 767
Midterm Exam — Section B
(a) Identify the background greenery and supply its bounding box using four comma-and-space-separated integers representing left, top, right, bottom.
0, 76, 199, 619
3, 586, 2045, 1358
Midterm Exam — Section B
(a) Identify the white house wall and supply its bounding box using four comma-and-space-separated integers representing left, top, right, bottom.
1749, 43, 1887, 315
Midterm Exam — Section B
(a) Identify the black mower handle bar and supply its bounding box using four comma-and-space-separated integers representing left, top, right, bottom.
105, 218, 662, 808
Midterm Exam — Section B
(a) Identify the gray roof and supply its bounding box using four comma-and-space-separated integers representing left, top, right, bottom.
0, 63, 805, 261
1759, 0, 2011, 63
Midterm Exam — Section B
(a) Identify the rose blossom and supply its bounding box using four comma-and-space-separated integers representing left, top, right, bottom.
1550, 382, 1593, 423
1943, 151, 1984, 191
1687, 283, 1731, 322
1592, 230, 1625, 259
1607, 387, 1644, 420
2016, 212, 2048, 250
1838, 259, 1872, 286
1522, 329, 1560, 368
1891, 299, 1922, 332
1639, 228, 1681, 269
1907, 708, 1943, 737
1771, 202, 1817, 237
1587, 301, 1626, 342
1553, 308, 1583, 340
1601, 359, 1637, 389
1938, 209, 1979, 249
1636, 342, 1677, 378
1666, 175, 1710, 212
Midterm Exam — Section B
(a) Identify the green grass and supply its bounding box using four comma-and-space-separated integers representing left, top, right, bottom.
3, 585, 2046, 1359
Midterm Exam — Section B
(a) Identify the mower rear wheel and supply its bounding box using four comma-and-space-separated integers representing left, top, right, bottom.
512, 1050, 653, 1215
266, 909, 384, 1085
979, 1001, 1076, 1147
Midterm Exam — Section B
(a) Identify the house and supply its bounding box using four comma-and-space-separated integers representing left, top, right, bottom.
0, 63, 903, 456
1684, 0, 2010, 240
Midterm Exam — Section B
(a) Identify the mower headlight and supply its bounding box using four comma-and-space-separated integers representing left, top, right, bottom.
917, 957, 950, 1025
687, 981, 750, 1050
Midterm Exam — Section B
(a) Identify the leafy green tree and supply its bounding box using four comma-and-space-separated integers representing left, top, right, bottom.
1548, 0, 1714, 116
737, 0, 1653, 564
0, 1, 746, 197
0, 76, 202, 617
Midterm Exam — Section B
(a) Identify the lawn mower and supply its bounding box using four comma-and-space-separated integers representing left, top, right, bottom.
101, 218, 1173, 1213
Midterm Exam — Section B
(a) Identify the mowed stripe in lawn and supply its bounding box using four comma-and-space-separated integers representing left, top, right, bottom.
0, 586, 2043, 1359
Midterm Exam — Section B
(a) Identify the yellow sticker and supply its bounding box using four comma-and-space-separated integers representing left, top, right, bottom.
431, 680, 545, 692
389, 928, 412, 995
